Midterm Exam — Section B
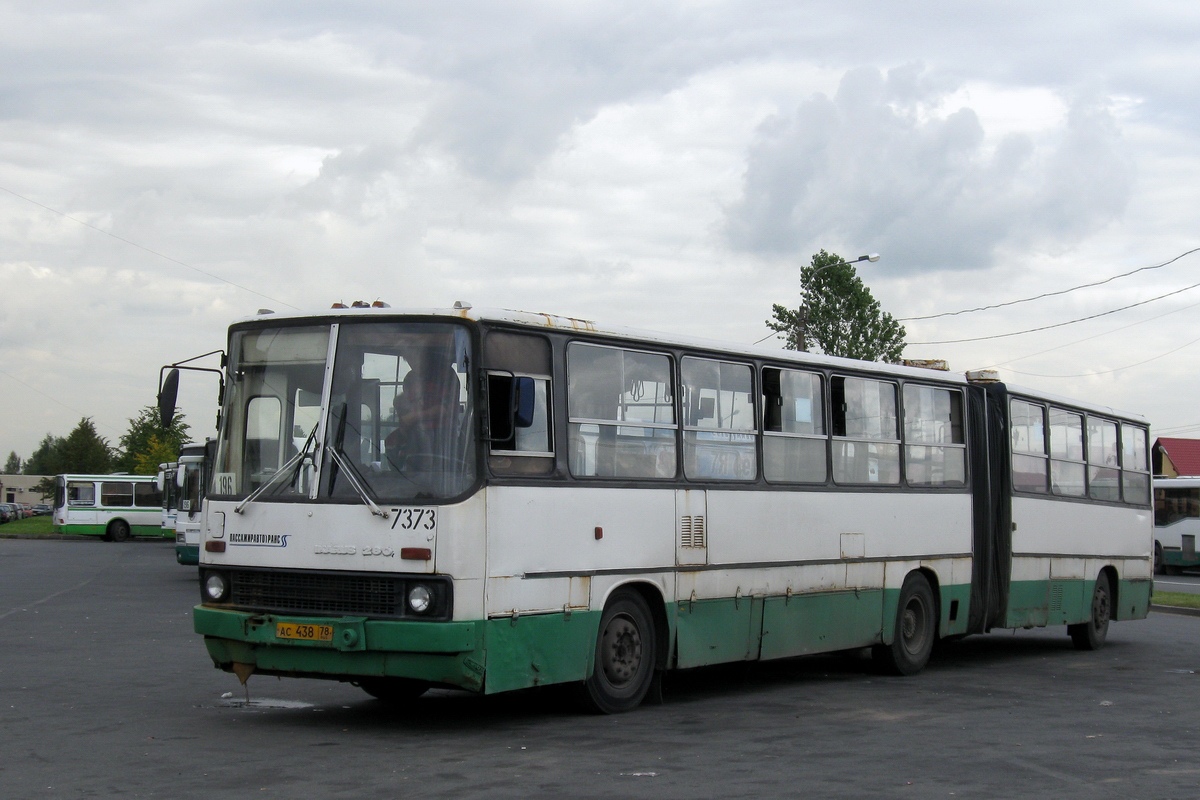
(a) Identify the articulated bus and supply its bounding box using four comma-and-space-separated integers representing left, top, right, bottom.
173, 442, 211, 565
176, 305, 1153, 712
53, 474, 166, 541
1153, 476, 1200, 574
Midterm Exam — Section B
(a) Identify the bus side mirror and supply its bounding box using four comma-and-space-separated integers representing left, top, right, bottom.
158, 368, 180, 429
513, 376, 536, 429
176, 465, 187, 488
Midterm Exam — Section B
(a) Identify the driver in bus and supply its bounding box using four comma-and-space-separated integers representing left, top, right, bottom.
384, 367, 462, 472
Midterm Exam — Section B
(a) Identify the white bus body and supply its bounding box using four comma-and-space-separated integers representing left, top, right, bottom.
184, 306, 1152, 712
1153, 476, 1200, 573
53, 474, 166, 541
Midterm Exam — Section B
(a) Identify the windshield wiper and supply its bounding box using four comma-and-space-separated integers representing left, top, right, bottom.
325, 401, 389, 519
326, 447, 390, 519
233, 427, 318, 515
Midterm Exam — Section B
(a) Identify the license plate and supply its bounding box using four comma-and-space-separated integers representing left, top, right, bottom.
275, 622, 334, 642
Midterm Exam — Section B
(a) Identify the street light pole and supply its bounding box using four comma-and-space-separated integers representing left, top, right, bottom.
797, 253, 880, 352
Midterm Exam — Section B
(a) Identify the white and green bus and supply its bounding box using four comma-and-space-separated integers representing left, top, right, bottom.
173, 442, 211, 565
1152, 476, 1200, 574
53, 474, 166, 541
177, 305, 1153, 712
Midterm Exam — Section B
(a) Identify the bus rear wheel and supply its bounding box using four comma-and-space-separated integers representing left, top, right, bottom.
583, 590, 657, 714
873, 572, 936, 676
1069, 573, 1112, 651
107, 520, 131, 542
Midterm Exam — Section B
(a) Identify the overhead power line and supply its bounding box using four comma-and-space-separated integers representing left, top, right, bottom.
899, 246, 1200, 322
909, 278, 1200, 346
0, 183, 300, 311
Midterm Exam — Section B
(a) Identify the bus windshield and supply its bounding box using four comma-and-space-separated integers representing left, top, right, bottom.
211, 320, 475, 503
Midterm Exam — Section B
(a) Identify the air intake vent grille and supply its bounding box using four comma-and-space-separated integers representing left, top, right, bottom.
680, 515, 707, 549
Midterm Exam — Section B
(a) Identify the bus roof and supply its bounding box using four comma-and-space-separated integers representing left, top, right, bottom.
231, 303, 1149, 424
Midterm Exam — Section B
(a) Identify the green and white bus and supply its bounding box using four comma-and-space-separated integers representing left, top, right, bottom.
1153, 476, 1200, 574
178, 305, 1153, 712
173, 442, 211, 565
53, 474, 166, 541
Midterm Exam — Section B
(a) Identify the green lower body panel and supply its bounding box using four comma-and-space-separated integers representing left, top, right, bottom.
674, 596, 763, 668
1005, 576, 1152, 629
194, 606, 604, 695
761, 590, 883, 659
1117, 578, 1151, 621
175, 544, 199, 565
53, 523, 170, 538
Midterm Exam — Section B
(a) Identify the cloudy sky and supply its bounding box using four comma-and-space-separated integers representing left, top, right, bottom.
2, 1, 1199, 463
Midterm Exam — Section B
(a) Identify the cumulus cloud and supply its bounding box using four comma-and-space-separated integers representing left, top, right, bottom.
724, 65, 1135, 271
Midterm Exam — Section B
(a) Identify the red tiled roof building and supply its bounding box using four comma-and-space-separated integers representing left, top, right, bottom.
1153, 437, 1200, 477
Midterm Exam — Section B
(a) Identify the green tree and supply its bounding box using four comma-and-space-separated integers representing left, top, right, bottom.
3, 451, 19, 474
114, 406, 191, 475
133, 433, 183, 476
767, 249, 906, 362
24, 433, 66, 476
60, 418, 113, 473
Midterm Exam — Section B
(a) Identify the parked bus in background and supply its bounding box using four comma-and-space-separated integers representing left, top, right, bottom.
158, 462, 179, 536
53, 474, 166, 541
170, 304, 1153, 713
1153, 476, 1200, 574
173, 442, 212, 565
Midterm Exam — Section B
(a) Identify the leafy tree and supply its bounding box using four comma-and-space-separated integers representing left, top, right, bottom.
60, 418, 113, 474
3, 451, 19, 474
766, 249, 906, 362
133, 433, 183, 476
24, 433, 66, 476
114, 406, 191, 475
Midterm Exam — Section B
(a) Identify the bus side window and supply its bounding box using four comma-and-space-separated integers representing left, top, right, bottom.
488, 374, 552, 455
903, 384, 966, 487
762, 366, 827, 484
68, 481, 95, 506
485, 331, 555, 476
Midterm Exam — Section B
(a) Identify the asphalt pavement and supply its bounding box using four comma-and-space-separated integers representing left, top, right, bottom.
2, 537, 1199, 799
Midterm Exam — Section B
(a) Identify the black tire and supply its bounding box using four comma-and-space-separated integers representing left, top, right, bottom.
356, 677, 429, 703
873, 572, 937, 676
108, 520, 131, 543
1154, 542, 1164, 576
1069, 573, 1112, 651
583, 590, 657, 714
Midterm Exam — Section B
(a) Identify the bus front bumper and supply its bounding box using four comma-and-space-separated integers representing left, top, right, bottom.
194, 606, 485, 692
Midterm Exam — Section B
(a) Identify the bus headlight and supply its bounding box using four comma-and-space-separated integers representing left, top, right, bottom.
203, 571, 230, 603
407, 584, 433, 614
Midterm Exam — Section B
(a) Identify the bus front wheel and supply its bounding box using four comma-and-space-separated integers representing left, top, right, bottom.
582, 590, 657, 714
873, 572, 936, 676
1069, 573, 1112, 651
107, 520, 131, 542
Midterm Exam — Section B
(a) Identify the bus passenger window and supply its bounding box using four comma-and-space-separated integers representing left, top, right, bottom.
831, 376, 899, 485
567, 343, 676, 479
1087, 418, 1120, 502
903, 385, 965, 487
1049, 408, 1085, 497
1010, 399, 1048, 493
762, 367, 827, 483
682, 358, 756, 481
1121, 424, 1150, 505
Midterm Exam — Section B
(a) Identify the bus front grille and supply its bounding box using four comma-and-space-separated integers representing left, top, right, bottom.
231, 569, 402, 617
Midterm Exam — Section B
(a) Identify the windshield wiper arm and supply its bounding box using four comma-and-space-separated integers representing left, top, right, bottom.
233, 427, 318, 514
326, 446, 389, 519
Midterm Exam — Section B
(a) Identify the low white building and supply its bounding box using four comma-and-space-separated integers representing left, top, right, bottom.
1, 474, 51, 505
